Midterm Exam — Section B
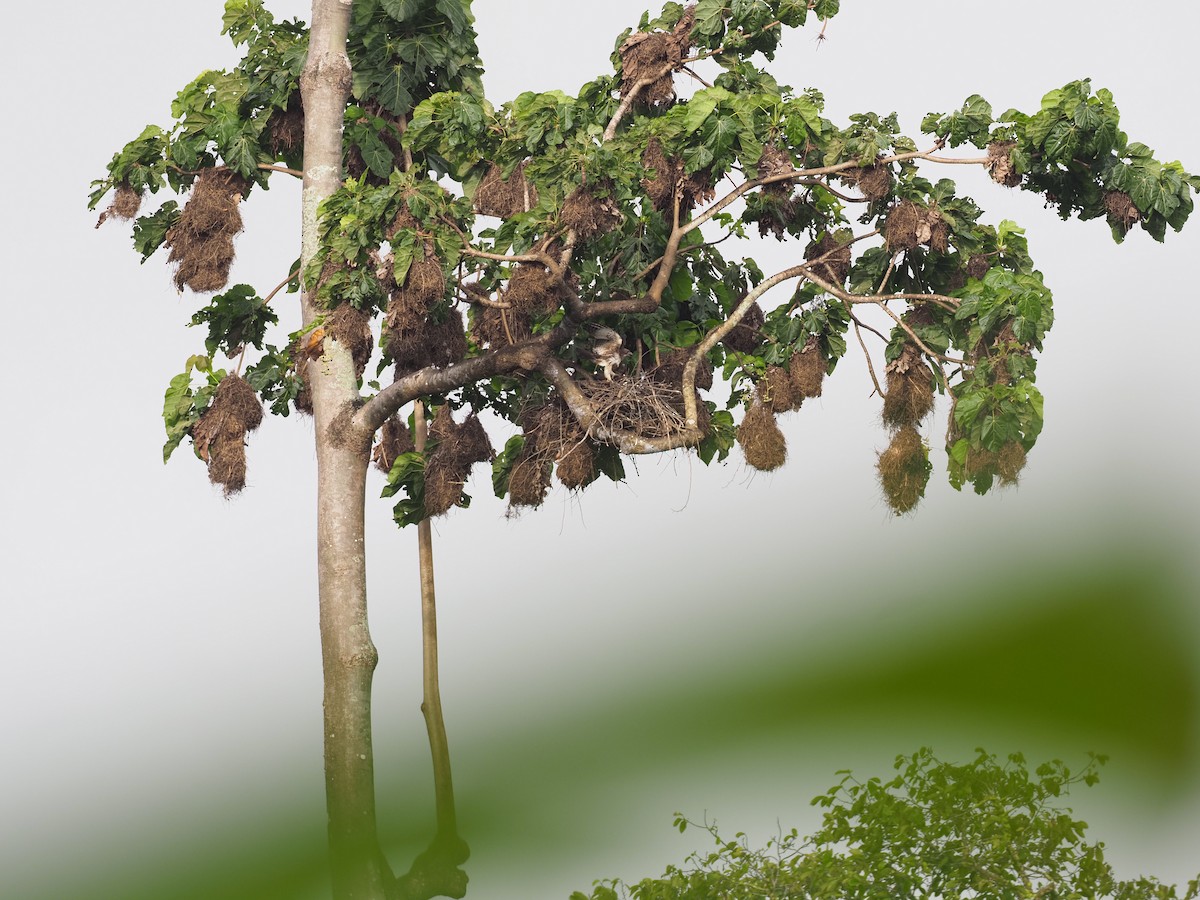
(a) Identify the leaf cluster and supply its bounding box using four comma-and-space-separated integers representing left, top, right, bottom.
573, 749, 1200, 900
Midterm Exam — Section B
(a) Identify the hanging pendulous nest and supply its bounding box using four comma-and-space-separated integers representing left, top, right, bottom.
885, 200, 949, 254
561, 182, 623, 241
995, 440, 1027, 485
323, 303, 374, 379
618, 7, 694, 107
473, 263, 559, 347
506, 424, 554, 509
788, 336, 826, 399
986, 141, 1021, 187
388, 308, 468, 378
966, 253, 991, 281
805, 233, 852, 287
721, 301, 765, 354
757, 144, 796, 197
266, 92, 304, 158
758, 365, 802, 414
191, 373, 264, 497
474, 161, 538, 219
882, 344, 935, 428
423, 408, 494, 516
96, 183, 144, 227
528, 402, 598, 490
839, 161, 893, 202
877, 426, 930, 515
641, 138, 714, 216
372, 415, 415, 473
1104, 190, 1140, 233
165, 168, 249, 293
650, 348, 714, 393
737, 400, 787, 471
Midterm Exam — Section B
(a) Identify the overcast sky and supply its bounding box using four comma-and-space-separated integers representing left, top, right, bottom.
3, 3, 1199, 898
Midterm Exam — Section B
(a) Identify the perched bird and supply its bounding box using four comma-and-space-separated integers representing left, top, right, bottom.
584, 325, 629, 381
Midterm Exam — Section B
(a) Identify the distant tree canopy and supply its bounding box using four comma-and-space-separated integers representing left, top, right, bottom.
573, 749, 1200, 900
92, 0, 1199, 521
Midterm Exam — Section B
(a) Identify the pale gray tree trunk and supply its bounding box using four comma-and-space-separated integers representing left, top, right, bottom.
300, 1, 394, 896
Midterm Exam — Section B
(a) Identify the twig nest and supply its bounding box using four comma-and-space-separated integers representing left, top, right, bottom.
877, 426, 930, 515
986, 141, 1021, 187
618, 8, 694, 107
474, 161, 538, 218
737, 400, 787, 471
191, 373, 263, 497
804, 233, 852, 286
788, 336, 826, 399
882, 344, 935, 428
165, 168, 248, 293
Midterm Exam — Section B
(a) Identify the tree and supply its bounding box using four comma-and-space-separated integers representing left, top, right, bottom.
90, 0, 1197, 896
572, 749, 1200, 899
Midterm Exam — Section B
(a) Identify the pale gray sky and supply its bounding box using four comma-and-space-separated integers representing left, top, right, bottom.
3, 3, 1199, 897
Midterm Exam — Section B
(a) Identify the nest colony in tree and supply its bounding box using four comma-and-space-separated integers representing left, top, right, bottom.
422, 407, 494, 516
473, 262, 559, 348
384, 205, 466, 377
192, 373, 264, 496
986, 141, 1022, 187
885, 200, 949, 254
877, 324, 936, 514
618, 8, 695, 107
474, 161, 538, 218
166, 168, 248, 293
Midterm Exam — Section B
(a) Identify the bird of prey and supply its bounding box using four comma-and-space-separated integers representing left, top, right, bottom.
584, 326, 629, 380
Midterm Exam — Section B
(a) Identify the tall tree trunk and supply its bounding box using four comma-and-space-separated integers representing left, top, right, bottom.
300, 2, 393, 896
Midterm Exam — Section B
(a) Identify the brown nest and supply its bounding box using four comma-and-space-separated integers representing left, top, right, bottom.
757, 144, 796, 197
885, 200, 949, 254
721, 301, 765, 354
788, 336, 826, 399
966, 253, 991, 281
191, 373, 263, 496
986, 141, 1021, 187
165, 169, 249, 293
650, 348, 714, 393
95, 183, 144, 227
641, 138, 714, 216
877, 426, 930, 515
561, 183, 623, 241
577, 377, 695, 441
805, 233, 852, 287
737, 400, 787, 471
388, 308, 468, 377
618, 8, 694, 107
506, 431, 554, 509
882, 345, 935, 428
423, 408, 494, 516
840, 161, 893, 202
373, 415, 415, 473
995, 440, 1027, 485
525, 402, 598, 490
474, 161, 538, 219
758, 365, 802, 413
1104, 190, 1140, 233
386, 203, 420, 240
324, 303, 374, 379
473, 264, 559, 347
266, 92, 305, 158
